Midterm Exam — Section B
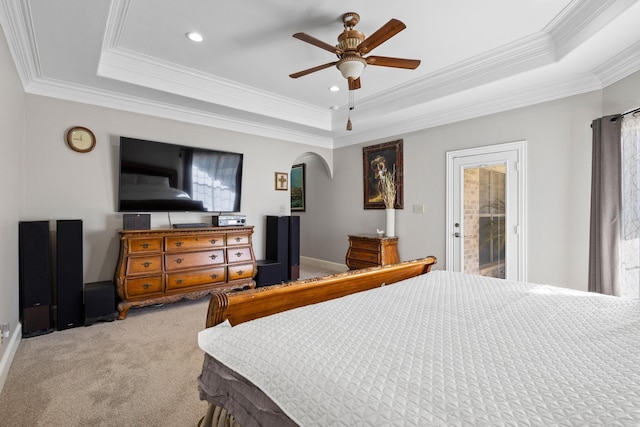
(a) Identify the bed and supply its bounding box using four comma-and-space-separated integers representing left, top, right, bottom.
197, 257, 640, 426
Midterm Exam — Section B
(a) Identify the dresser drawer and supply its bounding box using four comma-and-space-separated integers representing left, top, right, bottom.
346, 259, 378, 270
128, 237, 163, 254
126, 255, 163, 275
227, 262, 255, 281
349, 239, 380, 252
166, 267, 227, 291
124, 275, 163, 298
165, 249, 225, 271
226, 246, 253, 263
165, 235, 225, 252
348, 249, 380, 264
227, 233, 250, 246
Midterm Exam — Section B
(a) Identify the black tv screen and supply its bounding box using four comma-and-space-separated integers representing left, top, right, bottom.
118, 137, 243, 213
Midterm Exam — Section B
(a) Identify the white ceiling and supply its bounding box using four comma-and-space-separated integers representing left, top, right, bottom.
1, 0, 640, 148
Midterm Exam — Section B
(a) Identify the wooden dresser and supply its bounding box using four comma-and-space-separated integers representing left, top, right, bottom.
345, 234, 400, 270
114, 226, 256, 319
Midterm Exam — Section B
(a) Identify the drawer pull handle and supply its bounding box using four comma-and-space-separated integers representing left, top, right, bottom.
235, 237, 241, 242
235, 252, 242, 258
209, 254, 218, 260
176, 279, 183, 284
175, 258, 183, 264
210, 239, 217, 244
142, 283, 151, 289
369, 255, 374, 260
142, 261, 152, 268
175, 241, 183, 247
211, 274, 218, 279
236, 269, 244, 275
141, 243, 149, 249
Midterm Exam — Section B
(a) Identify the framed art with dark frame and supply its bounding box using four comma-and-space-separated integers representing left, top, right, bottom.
275, 172, 288, 191
363, 139, 404, 209
290, 163, 306, 212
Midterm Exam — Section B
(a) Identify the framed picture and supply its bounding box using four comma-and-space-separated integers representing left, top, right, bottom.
363, 139, 404, 209
275, 172, 288, 191
290, 163, 306, 212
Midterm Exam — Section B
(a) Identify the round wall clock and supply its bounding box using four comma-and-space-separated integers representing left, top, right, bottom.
66, 126, 96, 153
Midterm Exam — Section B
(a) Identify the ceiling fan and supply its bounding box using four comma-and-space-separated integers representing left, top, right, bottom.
289, 12, 421, 91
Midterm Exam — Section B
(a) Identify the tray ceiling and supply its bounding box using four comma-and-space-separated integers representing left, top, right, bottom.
1, 0, 640, 148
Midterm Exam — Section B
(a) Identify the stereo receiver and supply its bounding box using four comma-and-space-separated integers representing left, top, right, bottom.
212, 215, 247, 226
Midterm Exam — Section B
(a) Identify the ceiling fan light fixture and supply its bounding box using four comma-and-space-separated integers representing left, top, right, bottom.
337, 56, 366, 79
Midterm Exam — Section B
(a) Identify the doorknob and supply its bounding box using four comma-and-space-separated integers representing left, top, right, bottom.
454, 232, 463, 238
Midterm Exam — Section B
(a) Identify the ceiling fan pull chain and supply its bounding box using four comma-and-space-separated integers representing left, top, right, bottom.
346, 87, 355, 131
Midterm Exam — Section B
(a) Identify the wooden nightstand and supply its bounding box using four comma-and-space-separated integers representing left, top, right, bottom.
346, 234, 400, 270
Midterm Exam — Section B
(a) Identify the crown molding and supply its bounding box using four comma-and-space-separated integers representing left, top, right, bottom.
24, 77, 334, 148
346, 32, 556, 124
0, 0, 41, 85
3, 0, 639, 150
592, 40, 640, 87
97, 47, 332, 131
545, 0, 636, 58
102, 0, 129, 50
332, 72, 603, 148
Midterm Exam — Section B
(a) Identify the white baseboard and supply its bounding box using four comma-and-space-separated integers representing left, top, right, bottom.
0, 322, 21, 394
300, 256, 348, 273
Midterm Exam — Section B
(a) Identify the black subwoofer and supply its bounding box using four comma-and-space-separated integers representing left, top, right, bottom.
84, 281, 117, 325
255, 259, 282, 287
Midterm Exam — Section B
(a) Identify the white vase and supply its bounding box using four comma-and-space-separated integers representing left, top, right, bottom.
385, 208, 395, 237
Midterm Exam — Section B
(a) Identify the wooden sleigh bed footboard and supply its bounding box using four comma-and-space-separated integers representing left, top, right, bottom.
204, 256, 437, 328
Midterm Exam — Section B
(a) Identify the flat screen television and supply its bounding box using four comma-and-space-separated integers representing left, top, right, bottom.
118, 137, 243, 213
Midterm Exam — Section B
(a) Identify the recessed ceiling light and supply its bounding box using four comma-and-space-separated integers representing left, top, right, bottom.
186, 32, 204, 42
330, 105, 339, 110
329, 85, 340, 92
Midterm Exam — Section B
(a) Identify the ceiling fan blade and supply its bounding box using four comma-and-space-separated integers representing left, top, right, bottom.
289, 61, 337, 79
357, 19, 406, 55
292, 33, 343, 55
348, 77, 361, 90
366, 56, 421, 69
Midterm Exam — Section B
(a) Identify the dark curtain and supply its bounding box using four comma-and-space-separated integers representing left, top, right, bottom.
588, 116, 622, 295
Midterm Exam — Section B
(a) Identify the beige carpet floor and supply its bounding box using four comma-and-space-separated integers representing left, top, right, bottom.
0, 266, 336, 426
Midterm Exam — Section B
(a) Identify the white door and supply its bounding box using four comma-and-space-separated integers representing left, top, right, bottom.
446, 142, 526, 281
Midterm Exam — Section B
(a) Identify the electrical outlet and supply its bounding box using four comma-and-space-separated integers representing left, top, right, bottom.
413, 204, 424, 214
279, 204, 286, 214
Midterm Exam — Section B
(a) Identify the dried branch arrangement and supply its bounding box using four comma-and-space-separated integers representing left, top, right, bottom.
382, 165, 397, 209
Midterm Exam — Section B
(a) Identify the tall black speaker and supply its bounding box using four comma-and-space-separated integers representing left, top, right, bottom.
56, 220, 84, 330
288, 216, 300, 280
19, 221, 53, 337
266, 216, 289, 283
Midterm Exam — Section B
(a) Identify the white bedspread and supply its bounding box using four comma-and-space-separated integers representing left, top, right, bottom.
198, 271, 640, 426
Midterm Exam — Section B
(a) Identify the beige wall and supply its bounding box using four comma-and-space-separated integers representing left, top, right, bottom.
308, 89, 611, 291
0, 23, 25, 386
22, 95, 332, 283
603, 71, 640, 115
